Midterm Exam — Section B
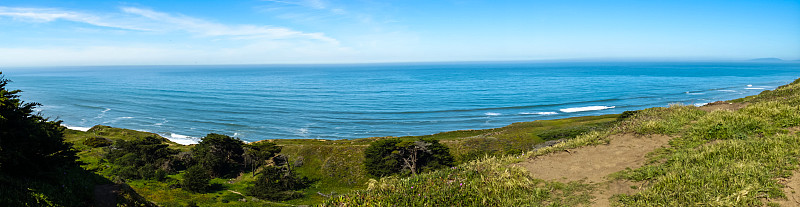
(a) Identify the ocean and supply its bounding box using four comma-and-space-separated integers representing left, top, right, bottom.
3, 62, 798, 144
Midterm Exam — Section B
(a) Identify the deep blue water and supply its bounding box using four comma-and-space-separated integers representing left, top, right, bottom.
3, 62, 799, 144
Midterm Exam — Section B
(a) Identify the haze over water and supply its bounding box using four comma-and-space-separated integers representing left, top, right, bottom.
5, 62, 799, 144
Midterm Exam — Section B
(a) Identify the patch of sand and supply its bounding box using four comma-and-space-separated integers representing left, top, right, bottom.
518, 134, 672, 183
698, 101, 747, 112
773, 170, 800, 207
590, 180, 642, 207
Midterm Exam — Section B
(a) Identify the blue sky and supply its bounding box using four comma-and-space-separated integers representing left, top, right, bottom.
0, 0, 798, 66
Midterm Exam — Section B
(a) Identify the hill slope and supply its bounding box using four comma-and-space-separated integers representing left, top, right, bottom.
324, 78, 800, 206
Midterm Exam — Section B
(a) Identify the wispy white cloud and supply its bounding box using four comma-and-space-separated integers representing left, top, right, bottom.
0, 6, 338, 44
0, 6, 147, 30
263, 0, 329, 10
120, 7, 338, 44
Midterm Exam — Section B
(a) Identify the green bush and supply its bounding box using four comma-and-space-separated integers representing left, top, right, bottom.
191, 133, 245, 178
106, 136, 178, 180
364, 138, 455, 177
182, 165, 211, 193
83, 136, 112, 147
246, 166, 314, 201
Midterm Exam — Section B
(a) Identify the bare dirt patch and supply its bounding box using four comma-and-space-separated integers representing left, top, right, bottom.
517, 134, 672, 183
772, 170, 800, 207
589, 180, 643, 207
698, 101, 747, 112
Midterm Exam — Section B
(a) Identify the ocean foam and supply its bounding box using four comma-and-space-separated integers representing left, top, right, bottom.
694, 103, 709, 107
559, 106, 615, 113
164, 133, 199, 145
95, 108, 111, 119
63, 125, 91, 131
745, 87, 766, 90
484, 112, 501, 116
520, 112, 558, 115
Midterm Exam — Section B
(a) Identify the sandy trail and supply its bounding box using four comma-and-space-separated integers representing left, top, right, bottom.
516, 134, 672, 206
518, 134, 671, 183
773, 170, 800, 207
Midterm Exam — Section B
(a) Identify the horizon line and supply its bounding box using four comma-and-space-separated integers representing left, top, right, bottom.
3, 58, 798, 69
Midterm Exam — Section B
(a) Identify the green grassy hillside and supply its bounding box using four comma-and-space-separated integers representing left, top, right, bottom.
40, 77, 800, 206
324, 78, 800, 206
62, 109, 617, 206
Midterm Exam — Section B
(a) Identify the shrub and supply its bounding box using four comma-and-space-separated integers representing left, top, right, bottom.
243, 142, 281, 175
191, 133, 245, 178
83, 136, 112, 148
106, 136, 178, 180
182, 165, 211, 193
364, 138, 455, 177
246, 166, 313, 201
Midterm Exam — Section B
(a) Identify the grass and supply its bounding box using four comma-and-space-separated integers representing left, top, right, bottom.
60, 79, 800, 206
62, 110, 619, 206
606, 79, 800, 206
323, 155, 593, 207
323, 78, 800, 206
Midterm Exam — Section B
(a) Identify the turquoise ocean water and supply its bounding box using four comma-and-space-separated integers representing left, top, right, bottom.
3, 62, 799, 144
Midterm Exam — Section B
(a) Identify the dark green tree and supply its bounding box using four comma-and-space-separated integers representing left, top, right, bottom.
191, 133, 245, 178
363, 138, 454, 177
0, 72, 77, 176
363, 139, 403, 177
246, 166, 313, 201
106, 136, 178, 180
83, 136, 113, 148
182, 165, 211, 193
243, 142, 282, 176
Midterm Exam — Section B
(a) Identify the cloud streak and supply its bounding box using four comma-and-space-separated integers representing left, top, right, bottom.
0, 6, 147, 30
120, 7, 338, 44
0, 6, 338, 44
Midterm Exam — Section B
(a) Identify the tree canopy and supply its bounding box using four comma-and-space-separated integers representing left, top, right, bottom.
363, 138, 454, 177
192, 133, 245, 178
106, 136, 178, 180
0, 72, 77, 177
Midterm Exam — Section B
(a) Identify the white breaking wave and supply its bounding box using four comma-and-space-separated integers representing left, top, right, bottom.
694, 103, 709, 107
520, 112, 558, 115
484, 112, 501, 116
559, 106, 615, 113
95, 108, 111, 119
63, 125, 91, 131
164, 133, 199, 145
745, 87, 766, 90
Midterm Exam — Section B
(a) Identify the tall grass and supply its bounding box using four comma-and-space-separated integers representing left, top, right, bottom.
322, 155, 592, 207
611, 78, 800, 206
325, 78, 800, 206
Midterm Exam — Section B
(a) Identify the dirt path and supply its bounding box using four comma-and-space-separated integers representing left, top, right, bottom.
516, 134, 671, 206
773, 170, 800, 207
93, 184, 120, 207
518, 134, 671, 183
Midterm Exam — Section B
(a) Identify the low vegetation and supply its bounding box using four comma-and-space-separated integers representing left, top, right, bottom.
325, 78, 800, 206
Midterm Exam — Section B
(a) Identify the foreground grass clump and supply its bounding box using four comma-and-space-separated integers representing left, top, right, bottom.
323, 156, 591, 206
621, 104, 706, 135
614, 133, 800, 206
610, 78, 800, 206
